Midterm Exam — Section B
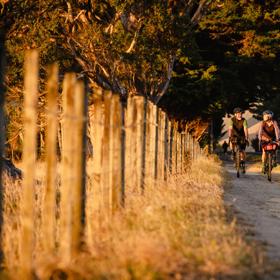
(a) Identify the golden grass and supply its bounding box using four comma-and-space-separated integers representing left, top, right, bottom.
2, 156, 266, 279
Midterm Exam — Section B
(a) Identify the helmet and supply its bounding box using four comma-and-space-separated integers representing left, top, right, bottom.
233, 107, 243, 114
262, 110, 274, 118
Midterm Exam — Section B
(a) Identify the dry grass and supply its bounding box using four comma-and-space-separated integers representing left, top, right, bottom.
2, 156, 266, 279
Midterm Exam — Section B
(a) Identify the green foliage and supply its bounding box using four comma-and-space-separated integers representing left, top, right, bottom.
160, 0, 280, 129
2, 0, 280, 154
2, 0, 209, 154
4, 0, 201, 94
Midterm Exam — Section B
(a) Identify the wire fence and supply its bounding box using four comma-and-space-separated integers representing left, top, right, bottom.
0, 50, 203, 278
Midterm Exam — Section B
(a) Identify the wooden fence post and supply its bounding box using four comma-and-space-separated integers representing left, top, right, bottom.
154, 107, 159, 180
125, 96, 139, 194
90, 89, 103, 228
181, 133, 184, 173
177, 127, 179, 173
180, 132, 182, 173
85, 89, 103, 246
59, 73, 76, 262
164, 114, 169, 181
189, 133, 192, 161
156, 109, 161, 180
174, 124, 178, 174
21, 50, 39, 278
134, 96, 144, 192
151, 104, 157, 181
140, 97, 148, 193
121, 99, 126, 207
102, 91, 112, 218
157, 110, 164, 180
145, 101, 153, 185
0, 29, 6, 266
111, 94, 122, 211
71, 80, 87, 254
125, 97, 132, 193
169, 120, 174, 174
43, 64, 58, 255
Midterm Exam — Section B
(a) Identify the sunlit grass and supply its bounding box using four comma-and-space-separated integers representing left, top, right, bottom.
2, 156, 266, 279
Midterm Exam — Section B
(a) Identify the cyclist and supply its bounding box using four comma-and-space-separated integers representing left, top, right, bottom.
228, 107, 249, 171
258, 110, 280, 173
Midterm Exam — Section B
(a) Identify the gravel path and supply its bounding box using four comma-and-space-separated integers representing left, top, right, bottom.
224, 161, 280, 277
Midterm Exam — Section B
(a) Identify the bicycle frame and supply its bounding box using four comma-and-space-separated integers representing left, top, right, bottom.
263, 141, 278, 181
231, 139, 246, 178
235, 145, 241, 178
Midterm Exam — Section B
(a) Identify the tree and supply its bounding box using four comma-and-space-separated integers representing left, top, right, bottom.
160, 0, 280, 143
197, 0, 280, 114
1, 0, 211, 155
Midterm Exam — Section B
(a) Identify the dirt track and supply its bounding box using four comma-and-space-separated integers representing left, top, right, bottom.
224, 161, 280, 276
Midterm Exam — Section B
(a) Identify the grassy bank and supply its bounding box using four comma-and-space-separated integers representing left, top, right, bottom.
3, 156, 265, 279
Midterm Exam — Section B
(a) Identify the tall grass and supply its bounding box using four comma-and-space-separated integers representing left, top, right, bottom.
2, 156, 265, 279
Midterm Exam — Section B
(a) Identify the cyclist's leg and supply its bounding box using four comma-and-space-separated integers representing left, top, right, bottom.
262, 147, 266, 173
239, 145, 246, 173
273, 149, 277, 167
240, 149, 246, 162
239, 140, 246, 162
230, 142, 236, 160
240, 151, 244, 161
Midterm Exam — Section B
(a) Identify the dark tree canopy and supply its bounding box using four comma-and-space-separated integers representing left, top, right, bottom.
1, 0, 210, 154
159, 0, 280, 139
0, 0, 280, 154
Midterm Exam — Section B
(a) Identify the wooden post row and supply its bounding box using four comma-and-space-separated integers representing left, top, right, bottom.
0, 34, 5, 267
175, 125, 178, 174
101, 91, 112, 218
145, 101, 150, 183
179, 133, 184, 174
146, 101, 157, 184
164, 114, 169, 181
169, 120, 173, 175
160, 113, 164, 177
43, 64, 58, 255
60, 73, 87, 258
125, 96, 141, 194
21, 50, 38, 279
150, 103, 157, 182
157, 110, 165, 180
60, 73, 76, 262
71, 79, 87, 254
89, 89, 106, 225
154, 107, 159, 180
111, 94, 123, 211
121, 97, 126, 207
125, 97, 133, 194
140, 97, 147, 192
135, 96, 144, 193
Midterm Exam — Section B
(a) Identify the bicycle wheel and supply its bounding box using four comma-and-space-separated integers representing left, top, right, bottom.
267, 153, 272, 181
236, 148, 240, 178
241, 160, 246, 174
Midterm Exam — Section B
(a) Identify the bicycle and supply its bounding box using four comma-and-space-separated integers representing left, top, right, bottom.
262, 141, 278, 182
230, 138, 246, 178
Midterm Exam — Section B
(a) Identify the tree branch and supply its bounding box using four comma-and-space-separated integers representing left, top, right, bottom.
191, 0, 211, 25
125, 29, 139, 53
153, 56, 176, 105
